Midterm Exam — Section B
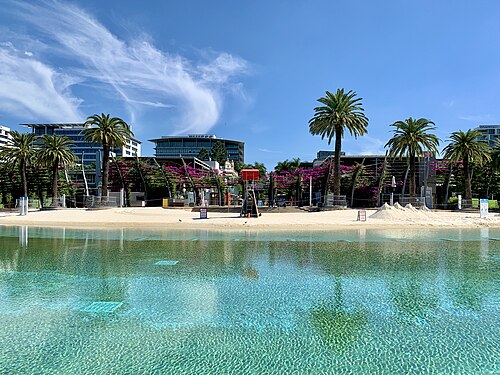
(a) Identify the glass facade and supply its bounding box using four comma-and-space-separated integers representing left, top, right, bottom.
150, 135, 244, 163
23, 124, 141, 165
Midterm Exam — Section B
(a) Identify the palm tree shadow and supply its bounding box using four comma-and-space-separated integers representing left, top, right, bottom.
309, 279, 367, 353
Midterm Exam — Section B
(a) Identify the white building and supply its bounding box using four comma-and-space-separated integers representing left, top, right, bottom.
475, 124, 500, 147
0, 125, 11, 148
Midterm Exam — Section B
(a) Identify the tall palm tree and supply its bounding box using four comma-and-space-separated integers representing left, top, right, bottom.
443, 129, 490, 201
37, 134, 78, 205
309, 89, 368, 196
385, 118, 439, 198
83, 114, 133, 197
0, 131, 36, 197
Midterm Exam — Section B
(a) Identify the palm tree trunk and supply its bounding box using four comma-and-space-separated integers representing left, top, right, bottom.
112, 154, 125, 190
136, 155, 148, 202
333, 129, 342, 196
323, 157, 333, 204
409, 155, 416, 198
464, 158, 472, 201
444, 163, 453, 209
52, 158, 59, 205
20, 160, 28, 197
350, 159, 365, 208
486, 165, 493, 198
153, 158, 172, 198
402, 164, 409, 199
101, 144, 110, 197
377, 153, 388, 206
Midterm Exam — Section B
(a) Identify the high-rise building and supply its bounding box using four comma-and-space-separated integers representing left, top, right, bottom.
0, 125, 12, 148
149, 134, 245, 163
474, 124, 500, 147
22, 123, 141, 165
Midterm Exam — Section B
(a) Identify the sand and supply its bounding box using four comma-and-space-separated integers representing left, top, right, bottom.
0, 205, 499, 230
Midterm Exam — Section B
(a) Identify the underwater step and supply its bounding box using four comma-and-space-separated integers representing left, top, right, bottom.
155, 260, 179, 266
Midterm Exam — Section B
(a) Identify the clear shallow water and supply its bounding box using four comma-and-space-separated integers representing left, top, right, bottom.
0, 226, 498, 374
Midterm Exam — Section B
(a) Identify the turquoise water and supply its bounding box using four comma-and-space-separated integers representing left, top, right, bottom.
0, 226, 498, 374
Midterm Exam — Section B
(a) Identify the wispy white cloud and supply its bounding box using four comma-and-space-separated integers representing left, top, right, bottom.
442, 99, 455, 108
0, 43, 82, 121
353, 136, 386, 155
2, 0, 248, 133
458, 114, 495, 123
258, 148, 283, 154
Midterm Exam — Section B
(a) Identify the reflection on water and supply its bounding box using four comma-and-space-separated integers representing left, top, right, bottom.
0, 226, 498, 374
19, 225, 28, 247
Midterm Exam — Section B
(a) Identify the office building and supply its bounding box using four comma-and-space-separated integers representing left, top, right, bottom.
22, 123, 141, 165
474, 124, 500, 147
149, 134, 244, 163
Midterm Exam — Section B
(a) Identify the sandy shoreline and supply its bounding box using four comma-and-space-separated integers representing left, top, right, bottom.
0, 206, 499, 230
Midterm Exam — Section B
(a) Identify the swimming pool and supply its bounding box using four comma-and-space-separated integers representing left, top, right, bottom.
0, 226, 498, 373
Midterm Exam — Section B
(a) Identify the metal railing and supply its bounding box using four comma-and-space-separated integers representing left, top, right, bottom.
323, 194, 347, 208
85, 195, 118, 209
398, 196, 427, 208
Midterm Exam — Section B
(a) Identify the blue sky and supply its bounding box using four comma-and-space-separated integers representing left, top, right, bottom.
1, 0, 500, 168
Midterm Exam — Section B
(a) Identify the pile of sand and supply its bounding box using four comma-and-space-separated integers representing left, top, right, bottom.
369, 203, 434, 221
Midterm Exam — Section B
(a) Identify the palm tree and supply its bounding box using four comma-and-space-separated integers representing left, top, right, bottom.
83, 114, 133, 197
443, 129, 490, 201
274, 158, 301, 172
37, 134, 78, 205
0, 131, 36, 197
309, 89, 368, 196
385, 118, 439, 199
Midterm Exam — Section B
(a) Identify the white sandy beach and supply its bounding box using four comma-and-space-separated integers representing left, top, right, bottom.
0, 205, 499, 230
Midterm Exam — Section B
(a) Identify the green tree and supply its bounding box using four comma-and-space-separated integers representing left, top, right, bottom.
236, 161, 267, 178
275, 158, 301, 172
385, 118, 439, 198
0, 131, 37, 197
491, 139, 500, 171
211, 140, 228, 165
37, 134, 78, 205
443, 129, 490, 201
83, 113, 133, 197
251, 162, 267, 178
309, 89, 368, 196
197, 147, 209, 161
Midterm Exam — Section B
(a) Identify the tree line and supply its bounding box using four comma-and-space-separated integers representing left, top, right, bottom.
309, 88, 495, 203
0, 113, 132, 207
0, 88, 499, 208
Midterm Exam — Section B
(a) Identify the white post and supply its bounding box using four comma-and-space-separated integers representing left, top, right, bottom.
120, 188, 125, 207
19, 196, 28, 216
62, 194, 66, 208
480, 199, 488, 218
458, 195, 462, 210
390, 192, 394, 206
309, 175, 313, 207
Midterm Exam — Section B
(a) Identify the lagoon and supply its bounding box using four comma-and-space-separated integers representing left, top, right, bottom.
0, 226, 498, 373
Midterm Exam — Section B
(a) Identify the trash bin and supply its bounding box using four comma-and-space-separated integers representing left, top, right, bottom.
162, 198, 169, 209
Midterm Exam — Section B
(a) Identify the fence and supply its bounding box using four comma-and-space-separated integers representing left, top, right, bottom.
379, 194, 429, 208
85, 195, 118, 209
323, 194, 347, 208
